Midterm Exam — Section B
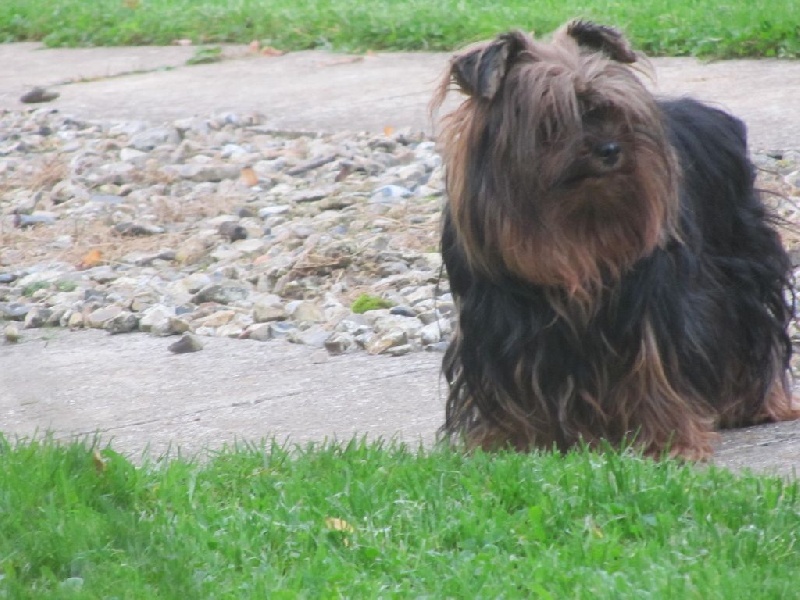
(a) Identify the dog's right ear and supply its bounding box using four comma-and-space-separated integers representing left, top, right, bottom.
450, 31, 527, 100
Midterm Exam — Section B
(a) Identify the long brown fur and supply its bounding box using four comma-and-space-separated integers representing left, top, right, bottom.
433, 28, 681, 306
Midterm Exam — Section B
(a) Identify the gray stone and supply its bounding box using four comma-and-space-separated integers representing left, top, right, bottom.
258, 205, 291, 217
370, 184, 412, 204
324, 331, 355, 355
1, 303, 32, 320
366, 330, 408, 355
14, 212, 57, 227
419, 319, 451, 345
287, 325, 329, 348
246, 323, 273, 341
180, 273, 213, 293
288, 300, 325, 323
192, 284, 251, 305
94, 162, 135, 185
4, 323, 20, 343
86, 305, 123, 328
129, 127, 178, 151
139, 305, 175, 333
168, 333, 204, 353
163, 163, 240, 182
268, 321, 297, 339
119, 148, 148, 163
385, 344, 413, 357
114, 222, 166, 236
23, 306, 52, 329
389, 305, 416, 318
252, 295, 287, 323
66, 312, 85, 329
106, 311, 139, 334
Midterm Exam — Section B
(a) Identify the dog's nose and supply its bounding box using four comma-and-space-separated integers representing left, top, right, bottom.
595, 142, 621, 165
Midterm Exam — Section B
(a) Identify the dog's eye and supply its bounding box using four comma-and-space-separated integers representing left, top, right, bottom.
582, 106, 609, 124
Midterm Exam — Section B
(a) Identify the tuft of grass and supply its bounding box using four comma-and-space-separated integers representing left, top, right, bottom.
55, 280, 78, 292
185, 45, 223, 65
21, 281, 49, 297
351, 293, 393, 314
1, 436, 799, 597
0, 0, 798, 58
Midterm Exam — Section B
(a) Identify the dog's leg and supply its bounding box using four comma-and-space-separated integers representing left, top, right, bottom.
752, 376, 800, 424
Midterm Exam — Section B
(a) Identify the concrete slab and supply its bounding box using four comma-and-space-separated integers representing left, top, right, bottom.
0, 329, 442, 459
1, 43, 799, 149
2, 329, 798, 476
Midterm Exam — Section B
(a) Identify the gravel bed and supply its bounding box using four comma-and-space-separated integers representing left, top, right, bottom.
1, 108, 799, 358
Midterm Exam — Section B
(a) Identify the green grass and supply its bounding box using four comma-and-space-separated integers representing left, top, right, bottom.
0, 0, 798, 58
1, 436, 799, 598
351, 293, 394, 314
20, 281, 49, 297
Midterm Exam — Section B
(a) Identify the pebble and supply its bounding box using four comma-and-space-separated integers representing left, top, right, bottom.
4, 323, 21, 343
252, 295, 287, 323
86, 306, 124, 328
168, 333, 204, 354
3, 109, 795, 360
105, 313, 136, 334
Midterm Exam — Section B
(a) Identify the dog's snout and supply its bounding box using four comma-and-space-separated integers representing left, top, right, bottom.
595, 141, 622, 165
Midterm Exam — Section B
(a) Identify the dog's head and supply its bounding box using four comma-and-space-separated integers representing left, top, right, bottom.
435, 21, 680, 299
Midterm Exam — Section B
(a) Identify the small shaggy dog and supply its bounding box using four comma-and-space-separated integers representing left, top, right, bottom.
432, 21, 799, 459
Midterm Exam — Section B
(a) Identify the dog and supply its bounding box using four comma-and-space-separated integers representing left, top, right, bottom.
432, 20, 799, 460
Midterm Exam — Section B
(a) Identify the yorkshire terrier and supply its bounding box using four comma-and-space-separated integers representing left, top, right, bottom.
433, 21, 799, 459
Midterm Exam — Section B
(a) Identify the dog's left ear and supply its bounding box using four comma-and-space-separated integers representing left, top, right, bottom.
450, 31, 527, 100
564, 20, 637, 63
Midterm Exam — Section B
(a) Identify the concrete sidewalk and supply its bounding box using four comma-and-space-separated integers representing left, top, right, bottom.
1, 329, 442, 458
1, 42, 799, 474
2, 329, 797, 475
2, 43, 799, 149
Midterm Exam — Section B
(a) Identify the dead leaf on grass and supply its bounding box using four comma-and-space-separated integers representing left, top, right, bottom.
92, 450, 108, 473
325, 517, 355, 546
324, 517, 355, 533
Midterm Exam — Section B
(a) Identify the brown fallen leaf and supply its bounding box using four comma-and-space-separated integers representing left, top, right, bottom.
325, 517, 355, 546
77, 249, 103, 270
92, 450, 108, 473
325, 517, 355, 532
261, 46, 285, 57
240, 166, 259, 187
